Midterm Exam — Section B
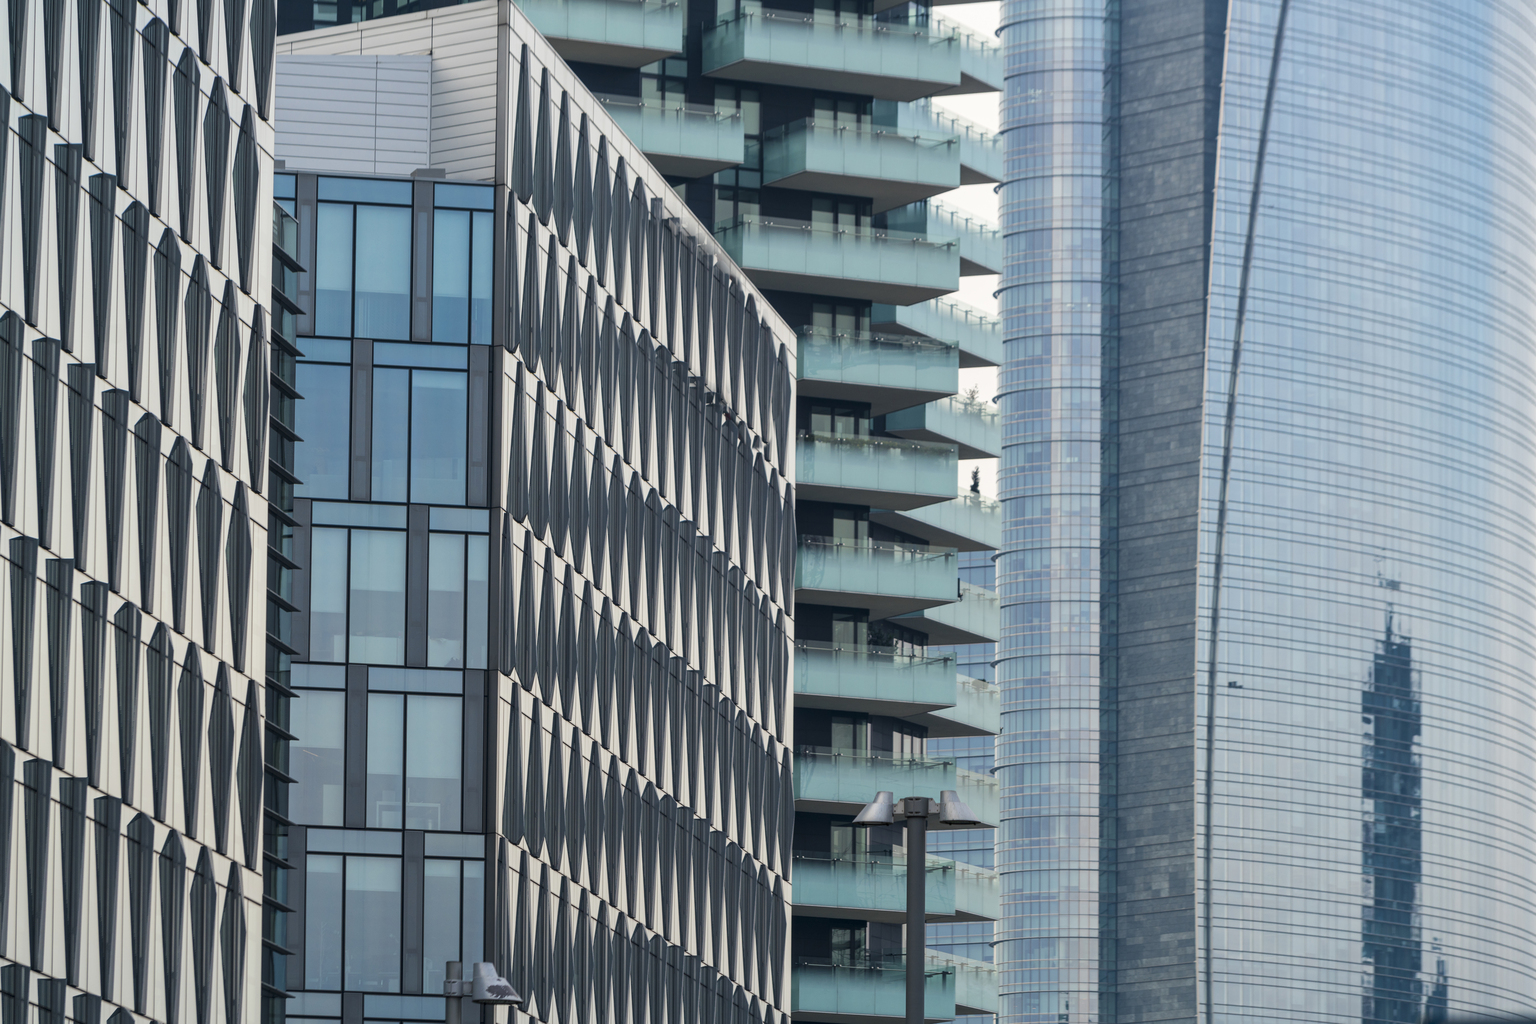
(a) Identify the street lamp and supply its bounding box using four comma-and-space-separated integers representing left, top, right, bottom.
444, 960, 523, 1024
852, 789, 982, 1024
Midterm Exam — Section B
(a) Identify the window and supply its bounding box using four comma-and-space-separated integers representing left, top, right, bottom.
640, 58, 687, 105
813, 95, 871, 126
305, 852, 402, 992
294, 361, 350, 499
427, 508, 490, 670
308, 504, 409, 665
289, 664, 345, 826
809, 301, 869, 336
802, 400, 868, 437
369, 363, 468, 505
421, 835, 484, 995
314, 180, 412, 340
431, 184, 494, 345
365, 669, 463, 830
811, 196, 869, 232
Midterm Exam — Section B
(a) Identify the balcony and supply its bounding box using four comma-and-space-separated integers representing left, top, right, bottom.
884, 394, 1000, 459
878, 99, 1001, 184
763, 119, 959, 212
702, 7, 959, 103
793, 748, 998, 829
794, 640, 959, 718
883, 201, 1000, 276
895, 581, 999, 645
957, 767, 999, 828
792, 956, 956, 1024
792, 851, 999, 924
512, 0, 683, 67
796, 536, 958, 618
939, 953, 999, 1016
935, 15, 1002, 94
797, 328, 959, 416
873, 295, 1001, 367
716, 215, 959, 304
597, 95, 744, 177
795, 431, 957, 511
910, 674, 999, 739
872, 493, 1002, 551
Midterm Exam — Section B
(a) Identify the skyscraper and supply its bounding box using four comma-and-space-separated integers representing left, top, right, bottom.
269, 8, 796, 1023
272, 0, 1009, 1021
999, 1, 1536, 1021
0, 0, 279, 1021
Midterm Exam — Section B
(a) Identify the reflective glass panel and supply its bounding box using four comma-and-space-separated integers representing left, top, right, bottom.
409, 372, 467, 505
294, 363, 351, 499
355, 205, 411, 341
349, 530, 406, 664
290, 688, 345, 825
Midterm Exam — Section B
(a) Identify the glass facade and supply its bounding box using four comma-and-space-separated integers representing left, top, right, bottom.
270, 21, 796, 1020
1001, 0, 1536, 1021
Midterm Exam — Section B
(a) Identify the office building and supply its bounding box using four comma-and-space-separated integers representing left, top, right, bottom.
270, 7, 795, 1023
0, 0, 280, 1022
999, 1, 1536, 1022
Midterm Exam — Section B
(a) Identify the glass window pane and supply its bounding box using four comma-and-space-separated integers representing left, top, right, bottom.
349, 531, 407, 664
405, 694, 462, 831
355, 205, 412, 341
295, 363, 351, 499
427, 534, 466, 669
432, 209, 470, 344
367, 694, 404, 828
409, 372, 467, 505
465, 535, 489, 670
310, 528, 350, 663
421, 861, 460, 996
344, 857, 401, 993
315, 204, 354, 337
372, 368, 410, 503
462, 860, 484, 965
470, 211, 493, 345
305, 854, 344, 990
290, 689, 346, 825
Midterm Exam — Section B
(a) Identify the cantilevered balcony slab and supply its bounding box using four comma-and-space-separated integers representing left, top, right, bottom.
796, 432, 957, 511
940, 954, 999, 1016
598, 95, 744, 176
513, 0, 684, 67
872, 494, 1002, 552
934, 16, 1002, 94
763, 119, 959, 212
703, 9, 960, 103
791, 959, 956, 1024
794, 749, 959, 816
796, 536, 958, 618
717, 215, 959, 304
794, 641, 958, 717
877, 100, 1001, 184
797, 328, 959, 417
872, 296, 1001, 367
905, 674, 1000, 738
792, 852, 999, 924
883, 395, 1000, 459
895, 581, 999, 644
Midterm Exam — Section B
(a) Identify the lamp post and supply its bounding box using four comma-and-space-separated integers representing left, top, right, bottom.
852, 789, 982, 1024
444, 960, 523, 1024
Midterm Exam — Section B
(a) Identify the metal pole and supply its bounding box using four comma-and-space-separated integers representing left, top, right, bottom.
904, 798, 928, 1024
446, 961, 462, 1024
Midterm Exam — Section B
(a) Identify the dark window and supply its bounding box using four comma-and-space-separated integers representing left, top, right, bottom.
147, 624, 174, 819
224, 0, 246, 86
194, 0, 214, 61
235, 678, 262, 866
109, 0, 136, 184
306, 508, 407, 665
142, 20, 169, 217
368, 362, 468, 505
60, 777, 87, 984
178, 646, 205, 838
154, 228, 182, 424
67, 363, 96, 559
190, 848, 215, 1024
250, 0, 274, 120
209, 666, 235, 854
89, 173, 118, 368
166, 437, 193, 633
0, 312, 23, 525
133, 413, 162, 610
44, 557, 73, 767
94, 796, 122, 1001
214, 280, 239, 469
242, 308, 268, 492
172, 47, 200, 243
126, 813, 155, 1013
431, 190, 493, 345
233, 106, 258, 291
303, 838, 403, 992
41, 0, 63, 129
220, 863, 247, 1022
103, 390, 131, 591
227, 483, 252, 670
196, 459, 224, 652
159, 832, 187, 1024
121, 203, 151, 402
204, 80, 230, 268
81, 582, 109, 786
185, 256, 213, 450
7, 0, 28, 104
18, 115, 46, 324
293, 359, 349, 499
77, 0, 101, 158
114, 602, 142, 801
23, 757, 52, 967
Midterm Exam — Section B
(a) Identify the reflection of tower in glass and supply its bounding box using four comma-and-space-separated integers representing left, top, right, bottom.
1361, 611, 1428, 1022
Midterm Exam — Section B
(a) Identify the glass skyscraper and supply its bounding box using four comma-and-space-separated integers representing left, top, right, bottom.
999, 1, 1536, 1022
270, 10, 796, 1024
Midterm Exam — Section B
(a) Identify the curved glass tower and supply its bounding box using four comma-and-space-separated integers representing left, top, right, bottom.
1000, 1, 1536, 1021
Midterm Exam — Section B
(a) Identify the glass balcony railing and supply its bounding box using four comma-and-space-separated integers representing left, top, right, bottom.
596, 94, 744, 177
872, 295, 1001, 367
884, 394, 999, 460
877, 492, 1001, 552
935, 952, 999, 1015
791, 851, 1000, 922
794, 639, 958, 714
795, 430, 958, 510
795, 748, 958, 807
957, 766, 999, 827
703, 7, 960, 103
792, 955, 956, 1022
882, 200, 1000, 275
934, 14, 1002, 94
797, 327, 959, 415
763, 118, 959, 211
895, 580, 1000, 645
930, 673, 1000, 737
512, 0, 684, 67
716, 214, 959, 304
796, 535, 958, 615
878, 98, 1002, 183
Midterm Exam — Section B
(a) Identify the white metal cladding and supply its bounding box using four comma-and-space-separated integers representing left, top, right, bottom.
274, 54, 431, 175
